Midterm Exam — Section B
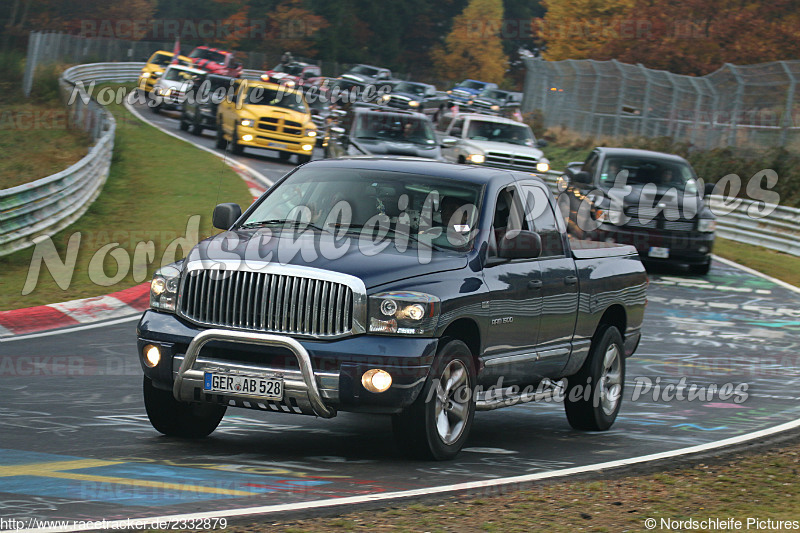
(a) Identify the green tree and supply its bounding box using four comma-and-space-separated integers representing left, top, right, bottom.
432, 0, 508, 83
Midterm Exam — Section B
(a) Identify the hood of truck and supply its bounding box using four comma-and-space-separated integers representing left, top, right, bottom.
184, 230, 469, 289
238, 104, 313, 128
350, 138, 442, 159
460, 139, 544, 159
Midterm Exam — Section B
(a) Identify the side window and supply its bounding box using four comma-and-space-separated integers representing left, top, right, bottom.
522, 185, 565, 257
581, 152, 599, 175
489, 186, 529, 257
449, 117, 465, 137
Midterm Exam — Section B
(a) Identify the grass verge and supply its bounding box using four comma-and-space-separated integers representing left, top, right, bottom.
0, 100, 91, 189
714, 237, 800, 288
234, 437, 800, 532
0, 83, 253, 311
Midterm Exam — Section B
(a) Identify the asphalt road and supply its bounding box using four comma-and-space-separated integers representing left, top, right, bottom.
2, 259, 800, 526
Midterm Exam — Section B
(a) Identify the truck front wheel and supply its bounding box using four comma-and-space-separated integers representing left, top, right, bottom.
392, 339, 476, 460
143, 376, 226, 438
564, 325, 625, 431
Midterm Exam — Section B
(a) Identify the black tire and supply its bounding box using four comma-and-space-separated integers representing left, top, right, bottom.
179, 115, 189, 131
392, 339, 476, 460
231, 126, 244, 155
143, 376, 226, 438
279, 151, 292, 161
457, 155, 466, 164
151, 103, 161, 114
297, 154, 312, 164
689, 261, 711, 275
190, 115, 204, 136
215, 123, 226, 149
564, 325, 625, 431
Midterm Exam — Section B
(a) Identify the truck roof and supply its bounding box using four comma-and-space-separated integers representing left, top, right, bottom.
594, 147, 690, 164
302, 157, 530, 186
456, 113, 527, 126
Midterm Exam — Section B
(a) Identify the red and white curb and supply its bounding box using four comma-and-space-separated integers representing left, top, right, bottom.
0, 283, 149, 338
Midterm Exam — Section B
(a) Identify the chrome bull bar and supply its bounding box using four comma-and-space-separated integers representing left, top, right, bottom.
173, 328, 337, 418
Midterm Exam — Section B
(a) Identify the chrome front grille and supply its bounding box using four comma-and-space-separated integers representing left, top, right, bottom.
625, 207, 696, 232
178, 268, 362, 338
485, 151, 538, 171
257, 116, 302, 136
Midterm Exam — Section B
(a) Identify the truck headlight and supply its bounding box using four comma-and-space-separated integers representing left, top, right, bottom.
490, 104, 500, 111
240, 119, 253, 127
368, 291, 440, 336
408, 100, 420, 107
698, 218, 716, 232
141, 72, 151, 79
307, 130, 317, 137
536, 160, 550, 173
466, 153, 485, 164
150, 264, 182, 312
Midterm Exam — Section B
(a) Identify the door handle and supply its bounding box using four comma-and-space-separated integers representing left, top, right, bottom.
564, 276, 578, 285
527, 280, 542, 290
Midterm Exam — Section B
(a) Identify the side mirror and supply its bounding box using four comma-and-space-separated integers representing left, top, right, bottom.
450, 127, 462, 137
213, 203, 242, 230
498, 230, 542, 260
441, 137, 457, 148
704, 182, 716, 196
536, 139, 548, 148
574, 170, 592, 184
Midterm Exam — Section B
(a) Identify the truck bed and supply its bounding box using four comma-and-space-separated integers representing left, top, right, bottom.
569, 238, 639, 260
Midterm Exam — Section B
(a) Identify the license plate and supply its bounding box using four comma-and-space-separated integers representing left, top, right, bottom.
649, 246, 670, 258
267, 142, 287, 149
204, 372, 283, 400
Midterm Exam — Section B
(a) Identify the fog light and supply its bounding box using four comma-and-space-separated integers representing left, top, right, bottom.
144, 344, 161, 368
302, 144, 313, 151
699, 246, 709, 253
242, 134, 254, 141
362, 369, 392, 393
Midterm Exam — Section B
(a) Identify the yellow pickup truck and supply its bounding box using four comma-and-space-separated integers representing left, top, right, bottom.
216, 79, 317, 163
138, 50, 192, 93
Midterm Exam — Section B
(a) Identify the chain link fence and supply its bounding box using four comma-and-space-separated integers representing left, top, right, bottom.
522, 57, 800, 153
23, 31, 411, 97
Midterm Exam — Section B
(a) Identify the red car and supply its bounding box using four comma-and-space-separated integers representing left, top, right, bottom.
189, 46, 242, 78
261, 61, 322, 87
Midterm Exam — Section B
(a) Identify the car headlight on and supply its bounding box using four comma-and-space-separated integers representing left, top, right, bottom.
408, 100, 420, 107
536, 160, 550, 173
698, 218, 717, 232
368, 291, 440, 336
141, 72, 151, 79
467, 100, 473, 105
240, 119, 253, 127
150, 263, 182, 312
307, 130, 317, 137
466, 153, 485, 164
379, 94, 390, 103
490, 104, 500, 111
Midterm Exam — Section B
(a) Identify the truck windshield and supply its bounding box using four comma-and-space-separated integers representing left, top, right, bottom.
459, 80, 485, 90
393, 82, 426, 96
353, 113, 436, 146
599, 157, 699, 193
163, 68, 201, 82
479, 89, 508, 100
241, 168, 484, 251
273, 62, 305, 76
190, 49, 226, 64
349, 65, 380, 76
244, 86, 308, 113
465, 120, 534, 146
150, 53, 175, 67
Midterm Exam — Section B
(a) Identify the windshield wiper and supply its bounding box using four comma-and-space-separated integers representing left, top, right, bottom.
240, 219, 330, 233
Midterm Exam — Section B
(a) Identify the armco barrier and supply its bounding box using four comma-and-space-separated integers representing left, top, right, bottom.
5, 62, 800, 258
0, 63, 147, 256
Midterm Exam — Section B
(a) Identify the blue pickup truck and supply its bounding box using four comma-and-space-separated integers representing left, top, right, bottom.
138, 158, 647, 460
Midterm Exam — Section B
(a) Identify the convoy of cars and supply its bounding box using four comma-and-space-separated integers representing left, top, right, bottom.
137, 50, 192, 92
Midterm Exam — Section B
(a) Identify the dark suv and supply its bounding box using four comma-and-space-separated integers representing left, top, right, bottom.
180, 74, 235, 135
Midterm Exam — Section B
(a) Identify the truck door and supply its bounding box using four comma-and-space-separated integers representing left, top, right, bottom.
520, 182, 579, 377
480, 184, 544, 386
441, 117, 464, 162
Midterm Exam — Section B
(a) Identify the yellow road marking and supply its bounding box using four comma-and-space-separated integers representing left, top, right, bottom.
0, 460, 258, 497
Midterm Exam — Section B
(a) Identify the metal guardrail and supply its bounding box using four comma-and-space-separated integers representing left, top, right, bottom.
0, 63, 142, 256
540, 170, 800, 257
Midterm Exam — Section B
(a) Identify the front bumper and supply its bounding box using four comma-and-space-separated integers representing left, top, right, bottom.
592, 224, 714, 265
137, 310, 437, 416
237, 127, 315, 155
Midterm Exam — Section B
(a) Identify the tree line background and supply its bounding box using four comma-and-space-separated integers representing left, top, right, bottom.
2, 0, 800, 84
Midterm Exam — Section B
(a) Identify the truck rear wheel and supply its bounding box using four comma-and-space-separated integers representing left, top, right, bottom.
143, 376, 226, 438
392, 339, 476, 460
564, 325, 625, 431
